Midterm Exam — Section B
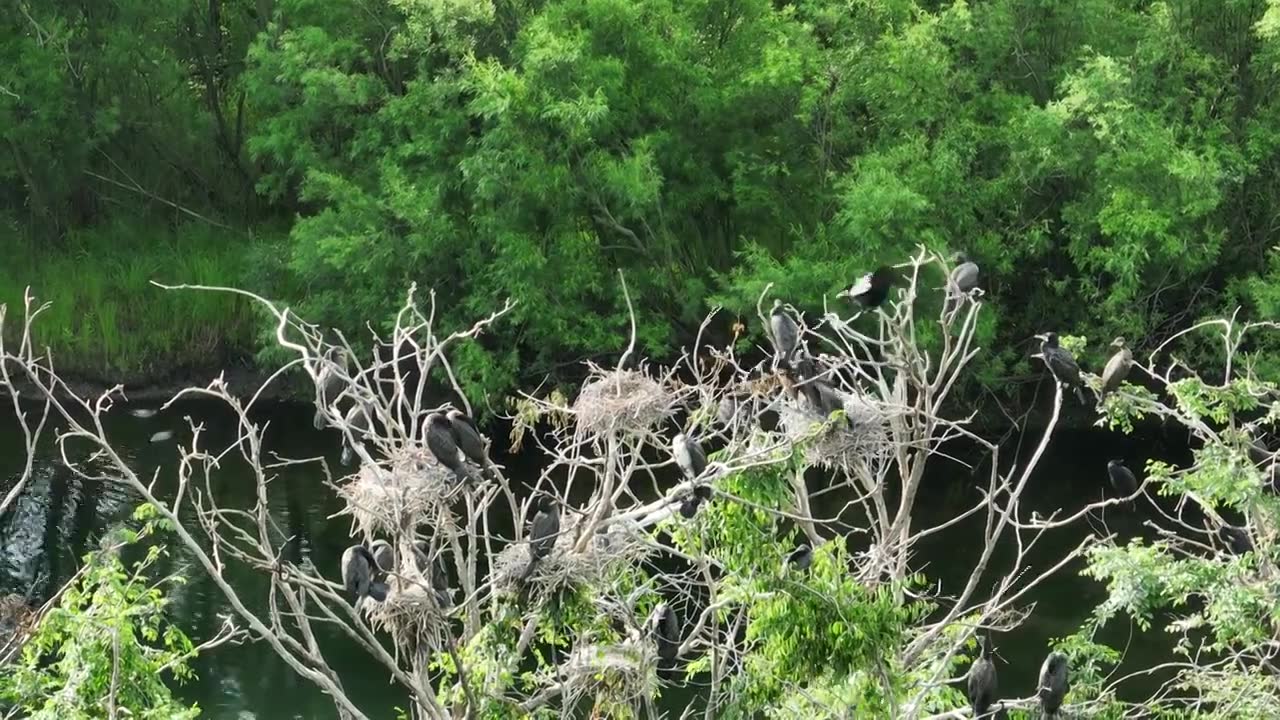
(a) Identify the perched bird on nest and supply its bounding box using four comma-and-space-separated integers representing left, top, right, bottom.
1037, 651, 1070, 718
838, 266, 894, 309
671, 433, 707, 480
520, 495, 560, 582
370, 539, 395, 573
785, 543, 813, 573
413, 541, 453, 608
948, 252, 980, 297
647, 602, 682, 661
770, 300, 800, 369
793, 360, 845, 420
425, 412, 473, 485
1036, 332, 1087, 404
314, 346, 349, 430
448, 409, 497, 481
1100, 337, 1133, 397
340, 544, 388, 605
967, 635, 999, 719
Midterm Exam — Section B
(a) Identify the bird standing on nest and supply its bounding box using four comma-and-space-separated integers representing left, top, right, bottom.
370, 539, 394, 573
770, 300, 800, 369
341, 544, 388, 605
425, 412, 473, 485
520, 496, 560, 582
448, 408, 497, 481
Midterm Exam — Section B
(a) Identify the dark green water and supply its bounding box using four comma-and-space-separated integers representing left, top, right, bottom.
0, 398, 1187, 718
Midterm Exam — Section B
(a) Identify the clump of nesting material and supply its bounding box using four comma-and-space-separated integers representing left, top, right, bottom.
492, 517, 649, 599
337, 446, 458, 536
573, 369, 674, 436
364, 572, 450, 652
559, 638, 659, 709
780, 388, 891, 471
0, 594, 33, 667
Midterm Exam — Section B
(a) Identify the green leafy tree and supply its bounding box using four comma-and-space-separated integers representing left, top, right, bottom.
0, 506, 202, 720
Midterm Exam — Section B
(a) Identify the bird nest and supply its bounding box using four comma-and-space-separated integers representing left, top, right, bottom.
364, 578, 450, 651
559, 639, 659, 707
337, 447, 459, 536
573, 370, 674, 436
780, 390, 892, 471
492, 518, 649, 598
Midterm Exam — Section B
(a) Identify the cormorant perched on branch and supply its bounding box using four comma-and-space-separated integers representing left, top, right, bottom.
967, 635, 999, 719
671, 433, 707, 480
425, 412, 472, 484
770, 300, 800, 368
949, 253, 980, 296
1100, 337, 1133, 396
838, 266, 894, 309
1107, 460, 1138, 507
1037, 651, 1070, 718
413, 541, 453, 608
314, 347, 348, 430
447, 409, 496, 481
1217, 525, 1254, 556
340, 545, 388, 605
341, 401, 373, 466
648, 602, 682, 661
1036, 332, 1087, 404
520, 495, 560, 582
785, 543, 812, 572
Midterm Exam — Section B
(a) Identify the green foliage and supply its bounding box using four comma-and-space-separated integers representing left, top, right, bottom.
0, 506, 201, 719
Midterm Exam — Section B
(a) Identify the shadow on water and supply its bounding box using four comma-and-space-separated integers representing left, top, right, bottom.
0, 399, 1193, 718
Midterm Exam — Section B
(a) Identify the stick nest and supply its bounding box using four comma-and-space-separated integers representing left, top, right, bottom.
780, 390, 892, 471
492, 518, 649, 598
573, 370, 674, 436
364, 577, 450, 651
337, 447, 458, 536
559, 638, 659, 707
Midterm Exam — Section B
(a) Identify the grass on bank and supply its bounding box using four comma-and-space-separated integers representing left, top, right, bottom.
0, 221, 260, 382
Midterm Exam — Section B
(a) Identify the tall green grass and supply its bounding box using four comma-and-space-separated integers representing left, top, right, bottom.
0, 221, 262, 382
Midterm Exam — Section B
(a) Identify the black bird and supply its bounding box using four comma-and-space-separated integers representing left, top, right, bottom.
1107, 460, 1138, 504
370, 539, 395, 573
413, 541, 453, 608
1217, 525, 1254, 555
949, 253, 980, 296
340, 545, 388, 605
1036, 332, 1087, 404
794, 361, 845, 419
341, 401, 373, 466
785, 543, 813, 572
521, 495, 560, 582
838, 266, 894, 309
1100, 336, 1133, 397
648, 602, 682, 661
770, 300, 800, 368
967, 635, 998, 719
672, 433, 708, 479
1037, 651, 1070, 718
678, 496, 701, 519
447, 409, 497, 481
425, 412, 472, 484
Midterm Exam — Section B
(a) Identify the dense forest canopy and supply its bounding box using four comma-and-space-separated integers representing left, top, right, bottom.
4, 0, 1280, 401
